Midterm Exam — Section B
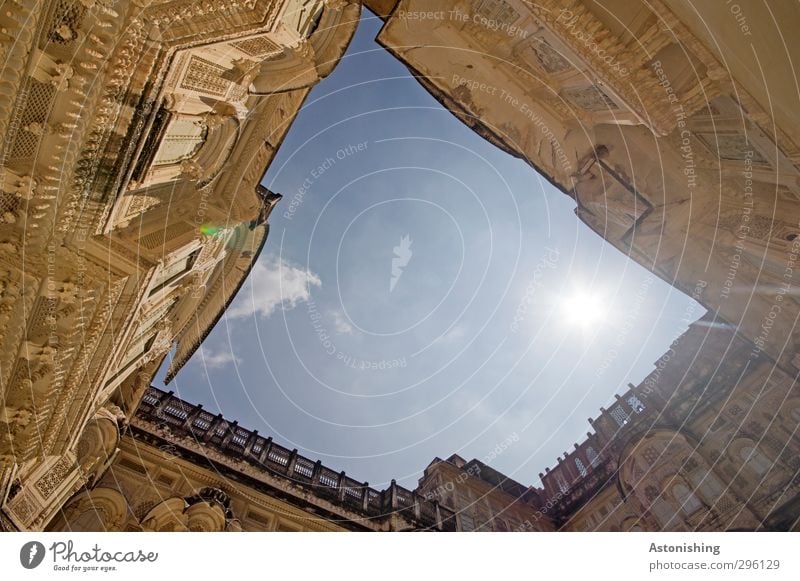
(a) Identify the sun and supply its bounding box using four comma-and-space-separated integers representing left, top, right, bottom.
561, 289, 606, 330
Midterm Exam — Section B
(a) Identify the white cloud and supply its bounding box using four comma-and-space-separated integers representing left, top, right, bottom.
436, 325, 467, 344
329, 309, 354, 335
198, 345, 241, 369
228, 256, 321, 319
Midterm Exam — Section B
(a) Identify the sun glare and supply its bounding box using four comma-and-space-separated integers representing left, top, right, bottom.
561, 290, 606, 330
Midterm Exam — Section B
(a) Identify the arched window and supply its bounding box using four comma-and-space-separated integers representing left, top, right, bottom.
672, 482, 702, 515
586, 447, 600, 468
627, 395, 646, 413
645, 485, 675, 527
690, 471, 724, 502
622, 517, 643, 532
739, 444, 772, 476
642, 446, 659, 465
610, 406, 629, 427
644, 485, 660, 503
555, 472, 569, 493
575, 457, 588, 477
494, 518, 508, 532
152, 117, 207, 167
148, 248, 201, 296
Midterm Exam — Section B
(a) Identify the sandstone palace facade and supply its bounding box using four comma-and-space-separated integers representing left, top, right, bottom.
0, 0, 359, 530
1, 0, 799, 531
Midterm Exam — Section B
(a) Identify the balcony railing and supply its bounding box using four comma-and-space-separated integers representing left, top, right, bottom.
136, 387, 457, 531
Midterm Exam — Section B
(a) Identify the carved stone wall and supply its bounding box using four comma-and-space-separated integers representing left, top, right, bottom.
0, 0, 360, 530
539, 314, 800, 531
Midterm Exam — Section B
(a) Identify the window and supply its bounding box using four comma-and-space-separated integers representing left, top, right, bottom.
691, 472, 723, 502
684, 457, 699, 472
493, 518, 508, 532
623, 517, 643, 532
672, 482, 702, 515
644, 486, 675, 527
642, 446, 659, 466
476, 504, 492, 531
473, 0, 520, 26
586, 447, 600, 468
584, 513, 596, 529
454, 490, 471, 511
555, 472, 569, 493
627, 395, 646, 413
575, 457, 588, 477
152, 117, 207, 166
739, 444, 772, 476
459, 513, 475, 532
134, 299, 176, 344
245, 510, 271, 527
728, 404, 744, 417
131, 107, 171, 181
611, 406, 630, 427
710, 416, 727, 431
149, 249, 200, 296
103, 334, 156, 388
276, 520, 302, 532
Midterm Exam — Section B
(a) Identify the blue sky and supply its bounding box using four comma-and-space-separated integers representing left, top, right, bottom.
157, 12, 702, 490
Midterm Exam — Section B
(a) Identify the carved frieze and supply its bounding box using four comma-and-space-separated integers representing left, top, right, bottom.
525, 37, 572, 75
34, 457, 73, 499
181, 56, 230, 97
562, 85, 618, 112
231, 34, 282, 58
695, 132, 769, 164
0, 0, 355, 530
8, 491, 36, 526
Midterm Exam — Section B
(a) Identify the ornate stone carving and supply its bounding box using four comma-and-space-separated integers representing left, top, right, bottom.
9, 491, 37, 525
695, 132, 769, 164
231, 35, 281, 58
0, 407, 33, 441
181, 56, 229, 96
562, 85, 617, 112
49, 63, 74, 91
201, 111, 226, 131
526, 37, 572, 74
228, 57, 261, 86
34, 457, 73, 499
1, 167, 38, 201
179, 159, 203, 181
